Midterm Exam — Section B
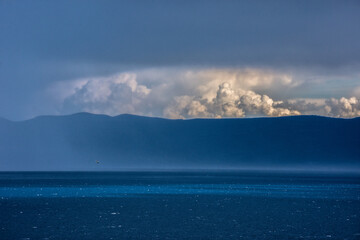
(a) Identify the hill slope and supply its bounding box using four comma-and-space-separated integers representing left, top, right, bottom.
0, 113, 359, 171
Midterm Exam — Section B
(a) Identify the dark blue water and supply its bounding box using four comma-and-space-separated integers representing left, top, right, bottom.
0, 171, 359, 239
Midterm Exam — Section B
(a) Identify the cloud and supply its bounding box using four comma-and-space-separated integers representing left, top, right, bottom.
59, 73, 151, 116
164, 82, 300, 119
324, 97, 360, 118
353, 86, 360, 98
52, 68, 360, 119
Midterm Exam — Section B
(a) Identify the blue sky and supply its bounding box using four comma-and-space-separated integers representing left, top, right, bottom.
1, 0, 360, 120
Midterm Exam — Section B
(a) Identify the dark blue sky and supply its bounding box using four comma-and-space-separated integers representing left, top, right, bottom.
1, 0, 360, 120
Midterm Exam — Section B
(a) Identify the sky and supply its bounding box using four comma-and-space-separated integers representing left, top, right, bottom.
1, 0, 360, 120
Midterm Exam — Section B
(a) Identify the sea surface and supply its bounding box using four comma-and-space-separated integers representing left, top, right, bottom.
0, 171, 359, 240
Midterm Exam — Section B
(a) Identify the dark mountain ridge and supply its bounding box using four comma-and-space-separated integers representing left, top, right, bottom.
0, 113, 359, 171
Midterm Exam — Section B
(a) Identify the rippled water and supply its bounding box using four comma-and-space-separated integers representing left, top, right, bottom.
1, 183, 359, 200
0, 171, 359, 239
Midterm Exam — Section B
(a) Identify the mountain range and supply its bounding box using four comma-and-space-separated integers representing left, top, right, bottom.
0, 113, 359, 171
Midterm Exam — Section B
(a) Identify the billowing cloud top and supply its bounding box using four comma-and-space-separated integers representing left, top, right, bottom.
50, 68, 360, 119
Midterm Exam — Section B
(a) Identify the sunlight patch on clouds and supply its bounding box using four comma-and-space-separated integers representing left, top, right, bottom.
51, 68, 360, 118
164, 82, 300, 119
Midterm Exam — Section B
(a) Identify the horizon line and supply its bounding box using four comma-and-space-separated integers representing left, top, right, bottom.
2, 112, 360, 123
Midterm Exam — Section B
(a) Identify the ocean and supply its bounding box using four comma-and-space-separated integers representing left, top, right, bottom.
0, 171, 359, 239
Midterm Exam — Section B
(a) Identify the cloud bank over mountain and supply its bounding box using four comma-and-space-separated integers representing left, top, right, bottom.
1, 1, 360, 120
50, 68, 360, 119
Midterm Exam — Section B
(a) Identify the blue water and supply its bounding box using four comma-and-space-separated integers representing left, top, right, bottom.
0, 171, 359, 239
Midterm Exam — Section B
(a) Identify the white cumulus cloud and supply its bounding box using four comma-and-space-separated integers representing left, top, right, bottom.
50, 67, 360, 119
324, 97, 360, 118
164, 82, 300, 119
59, 73, 151, 116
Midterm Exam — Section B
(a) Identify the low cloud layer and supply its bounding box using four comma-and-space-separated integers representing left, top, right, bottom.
51, 68, 360, 119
